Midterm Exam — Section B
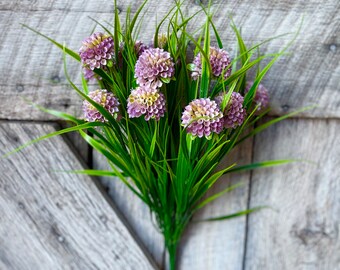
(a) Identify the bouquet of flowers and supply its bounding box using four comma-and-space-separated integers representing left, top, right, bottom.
14, 0, 310, 269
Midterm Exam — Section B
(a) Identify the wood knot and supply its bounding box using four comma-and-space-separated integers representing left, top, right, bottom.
281, 104, 290, 112
59, 98, 71, 109
50, 75, 61, 84
99, 214, 108, 224
329, 44, 337, 53
51, 224, 66, 244
18, 202, 25, 210
291, 221, 338, 247
16, 84, 24, 92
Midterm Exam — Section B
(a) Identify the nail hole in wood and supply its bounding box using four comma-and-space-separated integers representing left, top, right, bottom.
16, 84, 24, 92
18, 202, 25, 209
281, 104, 290, 112
51, 75, 61, 84
329, 44, 337, 53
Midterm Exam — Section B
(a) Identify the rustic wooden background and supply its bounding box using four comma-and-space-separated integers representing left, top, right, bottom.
0, 0, 339, 269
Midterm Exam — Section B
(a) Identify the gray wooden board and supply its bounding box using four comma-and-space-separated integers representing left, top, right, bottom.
93, 152, 165, 268
0, 0, 339, 120
0, 122, 156, 270
245, 118, 340, 270
60, 122, 89, 163
176, 139, 253, 270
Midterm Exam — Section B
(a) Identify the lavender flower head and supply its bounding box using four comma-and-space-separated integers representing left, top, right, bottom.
79, 32, 114, 70
191, 46, 232, 80
151, 33, 168, 48
127, 86, 166, 121
135, 48, 175, 89
181, 98, 224, 138
215, 92, 246, 129
245, 81, 269, 110
83, 89, 120, 122
82, 68, 102, 81
134, 40, 149, 58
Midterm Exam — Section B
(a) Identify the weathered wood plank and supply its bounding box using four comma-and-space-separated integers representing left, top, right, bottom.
0, 0, 339, 120
0, 122, 156, 270
176, 139, 252, 270
245, 119, 340, 270
60, 122, 89, 163
93, 152, 165, 268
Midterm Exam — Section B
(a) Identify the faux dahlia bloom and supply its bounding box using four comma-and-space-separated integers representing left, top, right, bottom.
127, 86, 166, 121
82, 68, 103, 81
151, 33, 168, 48
134, 40, 149, 58
79, 32, 114, 70
191, 46, 232, 80
215, 92, 246, 129
135, 48, 175, 88
245, 81, 269, 110
181, 98, 224, 138
83, 89, 120, 122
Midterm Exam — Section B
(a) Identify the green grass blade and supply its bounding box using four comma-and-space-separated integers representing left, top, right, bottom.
200, 18, 211, 97
21, 24, 80, 61
237, 105, 317, 144
22, 98, 83, 124
81, 74, 89, 95
194, 182, 244, 210
54, 169, 127, 177
225, 159, 297, 174
2, 122, 105, 158
200, 206, 266, 222
128, 0, 149, 36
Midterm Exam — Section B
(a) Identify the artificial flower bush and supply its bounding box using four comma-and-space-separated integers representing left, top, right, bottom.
16, 1, 309, 269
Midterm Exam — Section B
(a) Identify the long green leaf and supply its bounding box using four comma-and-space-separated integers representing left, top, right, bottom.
200, 206, 266, 222
200, 18, 211, 98
237, 105, 317, 144
2, 122, 105, 158
22, 24, 80, 61
53, 169, 127, 177
225, 159, 297, 174
194, 182, 244, 210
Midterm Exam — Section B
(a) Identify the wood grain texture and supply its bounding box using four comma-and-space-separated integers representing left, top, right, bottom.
0, 0, 339, 120
0, 122, 156, 270
93, 152, 165, 268
60, 122, 89, 163
245, 119, 340, 270
176, 139, 253, 270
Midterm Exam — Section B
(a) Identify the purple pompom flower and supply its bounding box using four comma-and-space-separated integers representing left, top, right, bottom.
127, 86, 166, 121
181, 98, 224, 138
150, 33, 168, 49
82, 68, 102, 81
134, 40, 149, 58
191, 46, 232, 80
79, 32, 114, 70
215, 92, 246, 129
135, 48, 175, 89
245, 81, 270, 110
83, 89, 120, 122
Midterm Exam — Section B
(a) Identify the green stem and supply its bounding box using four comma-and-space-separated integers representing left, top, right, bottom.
167, 242, 178, 270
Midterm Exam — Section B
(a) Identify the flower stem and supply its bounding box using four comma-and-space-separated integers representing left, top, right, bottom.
167, 242, 178, 270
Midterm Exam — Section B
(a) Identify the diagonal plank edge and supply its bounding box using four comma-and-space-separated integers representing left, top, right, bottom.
0, 122, 157, 270
93, 152, 166, 268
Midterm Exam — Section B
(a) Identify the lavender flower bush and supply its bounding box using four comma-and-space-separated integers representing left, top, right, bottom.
17, 1, 308, 269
